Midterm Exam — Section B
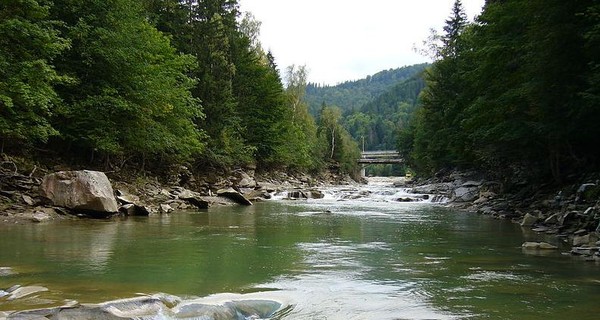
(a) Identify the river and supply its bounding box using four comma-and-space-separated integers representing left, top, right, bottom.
1, 178, 599, 319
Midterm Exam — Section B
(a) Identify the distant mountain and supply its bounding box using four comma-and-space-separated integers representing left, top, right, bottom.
353, 74, 426, 150
305, 63, 429, 116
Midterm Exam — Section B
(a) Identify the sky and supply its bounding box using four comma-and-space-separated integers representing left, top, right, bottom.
238, 0, 486, 85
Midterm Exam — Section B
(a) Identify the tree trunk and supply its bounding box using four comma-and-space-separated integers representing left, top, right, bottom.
330, 127, 335, 159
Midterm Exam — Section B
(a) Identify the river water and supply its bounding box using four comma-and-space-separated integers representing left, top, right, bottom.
1, 178, 599, 319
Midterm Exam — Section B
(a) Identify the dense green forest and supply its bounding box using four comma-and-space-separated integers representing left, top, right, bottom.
305, 64, 428, 116
400, 0, 600, 183
0, 0, 359, 175
306, 65, 428, 176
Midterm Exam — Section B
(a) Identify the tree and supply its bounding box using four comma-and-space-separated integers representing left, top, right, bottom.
317, 105, 360, 173
233, 15, 288, 166
411, 0, 470, 173
50, 0, 204, 163
0, 0, 69, 150
275, 64, 319, 170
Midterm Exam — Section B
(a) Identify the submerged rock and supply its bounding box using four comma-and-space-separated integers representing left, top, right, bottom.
5, 293, 283, 320
0, 267, 14, 277
6, 285, 48, 300
522, 242, 558, 250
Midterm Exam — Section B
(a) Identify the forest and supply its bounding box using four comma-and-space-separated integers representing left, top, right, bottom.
398, 0, 600, 184
0, 0, 360, 175
3, 0, 599, 184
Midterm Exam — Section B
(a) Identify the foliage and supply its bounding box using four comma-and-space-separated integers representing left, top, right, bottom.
1, 0, 406, 176
317, 105, 361, 173
305, 64, 428, 116
406, 0, 599, 182
278, 65, 320, 170
0, 0, 69, 148
49, 0, 204, 163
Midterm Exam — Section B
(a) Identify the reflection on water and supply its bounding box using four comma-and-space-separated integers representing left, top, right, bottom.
1, 179, 600, 319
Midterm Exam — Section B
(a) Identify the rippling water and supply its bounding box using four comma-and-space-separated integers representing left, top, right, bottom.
1, 178, 599, 319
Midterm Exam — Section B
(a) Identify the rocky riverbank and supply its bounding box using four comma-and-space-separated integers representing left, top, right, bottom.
0, 158, 358, 225
405, 170, 600, 262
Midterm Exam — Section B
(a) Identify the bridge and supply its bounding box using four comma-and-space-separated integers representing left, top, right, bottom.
358, 150, 404, 177
358, 150, 403, 164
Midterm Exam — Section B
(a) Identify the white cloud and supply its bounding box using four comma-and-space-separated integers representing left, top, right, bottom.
239, 0, 485, 85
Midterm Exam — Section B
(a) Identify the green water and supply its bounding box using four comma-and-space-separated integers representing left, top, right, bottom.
1, 185, 599, 319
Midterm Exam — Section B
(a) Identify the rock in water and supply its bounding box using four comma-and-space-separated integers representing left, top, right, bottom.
522, 242, 558, 250
217, 188, 252, 206
41, 170, 119, 214
6, 285, 49, 300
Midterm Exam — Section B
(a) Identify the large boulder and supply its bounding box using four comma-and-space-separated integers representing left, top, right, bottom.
234, 170, 256, 189
451, 186, 479, 202
41, 170, 119, 214
217, 188, 252, 206
178, 189, 209, 209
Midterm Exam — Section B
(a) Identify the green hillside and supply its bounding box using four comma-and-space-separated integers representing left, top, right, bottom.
305, 63, 428, 116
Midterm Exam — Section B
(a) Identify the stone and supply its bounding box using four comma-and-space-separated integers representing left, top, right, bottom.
287, 190, 308, 199
6, 294, 281, 320
462, 180, 482, 187
178, 189, 209, 209
0, 267, 14, 277
573, 234, 591, 247
31, 211, 51, 223
7, 285, 48, 300
243, 189, 272, 201
217, 188, 252, 206
235, 171, 256, 189
521, 242, 558, 250
309, 189, 325, 199
160, 203, 174, 214
119, 204, 150, 216
21, 194, 35, 206
576, 183, 599, 203
473, 196, 489, 204
256, 182, 278, 193
544, 213, 561, 225
452, 187, 479, 202
41, 170, 118, 214
116, 194, 140, 205
520, 213, 538, 227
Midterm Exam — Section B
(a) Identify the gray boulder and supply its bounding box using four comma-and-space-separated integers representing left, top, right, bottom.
217, 188, 252, 206
41, 170, 118, 214
235, 170, 256, 188
178, 189, 209, 209
521, 213, 538, 227
451, 186, 479, 202
522, 242, 558, 250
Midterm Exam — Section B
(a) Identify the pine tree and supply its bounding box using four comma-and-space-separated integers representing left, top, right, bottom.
411, 0, 470, 173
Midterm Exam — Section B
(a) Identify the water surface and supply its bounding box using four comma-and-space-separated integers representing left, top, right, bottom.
1, 181, 599, 319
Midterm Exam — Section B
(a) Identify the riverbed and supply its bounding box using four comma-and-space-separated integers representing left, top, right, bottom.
1, 178, 599, 319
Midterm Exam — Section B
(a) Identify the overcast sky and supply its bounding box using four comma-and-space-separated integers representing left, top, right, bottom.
238, 0, 485, 85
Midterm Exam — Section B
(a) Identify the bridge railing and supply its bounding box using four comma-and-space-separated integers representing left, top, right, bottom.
358, 150, 403, 164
